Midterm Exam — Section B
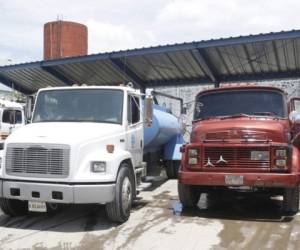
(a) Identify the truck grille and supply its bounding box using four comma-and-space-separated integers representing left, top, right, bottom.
203, 147, 270, 168
5, 143, 70, 178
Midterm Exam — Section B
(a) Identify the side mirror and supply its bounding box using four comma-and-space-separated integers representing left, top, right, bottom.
25, 96, 34, 122
144, 96, 153, 127
179, 114, 187, 132
289, 111, 300, 124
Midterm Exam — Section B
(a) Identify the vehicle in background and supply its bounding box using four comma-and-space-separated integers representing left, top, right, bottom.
0, 85, 184, 223
0, 99, 25, 149
178, 86, 300, 215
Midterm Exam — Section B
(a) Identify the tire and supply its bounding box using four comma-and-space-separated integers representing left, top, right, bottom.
0, 198, 28, 216
105, 163, 134, 223
283, 185, 300, 215
178, 182, 201, 208
46, 203, 64, 216
166, 161, 180, 179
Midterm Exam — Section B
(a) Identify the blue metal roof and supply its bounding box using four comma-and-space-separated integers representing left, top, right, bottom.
1, 29, 300, 94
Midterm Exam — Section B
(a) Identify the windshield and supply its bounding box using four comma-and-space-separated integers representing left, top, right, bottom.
32, 89, 124, 124
194, 89, 287, 120
2, 109, 22, 124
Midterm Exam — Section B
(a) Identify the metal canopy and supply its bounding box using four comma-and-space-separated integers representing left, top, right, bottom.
1, 29, 300, 94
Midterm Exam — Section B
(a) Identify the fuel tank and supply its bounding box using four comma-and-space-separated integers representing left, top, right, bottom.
144, 104, 181, 152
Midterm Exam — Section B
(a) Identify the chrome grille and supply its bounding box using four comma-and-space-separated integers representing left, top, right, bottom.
6, 143, 70, 178
204, 147, 270, 168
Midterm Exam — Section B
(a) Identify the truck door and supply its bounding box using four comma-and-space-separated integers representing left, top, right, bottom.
126, 95, 143, 168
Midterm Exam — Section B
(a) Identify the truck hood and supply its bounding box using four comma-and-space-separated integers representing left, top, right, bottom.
6, 122, 124, 145
192, 118, 289, 143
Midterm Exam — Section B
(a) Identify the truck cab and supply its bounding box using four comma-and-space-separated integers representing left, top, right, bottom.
0, 86, 149, 222
178, 86, 300, 215
0, 100, 25, 149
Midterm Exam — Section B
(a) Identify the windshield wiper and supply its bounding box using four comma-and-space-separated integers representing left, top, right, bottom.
193, 116, 222, 122
253, 112, 275, 116
220, 113, 251, 120
194, 113, 251, 121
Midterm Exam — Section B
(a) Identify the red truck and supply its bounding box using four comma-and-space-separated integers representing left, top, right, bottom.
178, 85, 300, 215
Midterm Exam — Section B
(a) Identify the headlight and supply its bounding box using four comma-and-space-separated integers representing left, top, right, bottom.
188, 158, 198, 165
91, 161, 106, 173
276, 149, 286, 158
0, 133, 8, 140
188, 149, 198, 157
272, 146, 291, 171
188, 149, 199, 165
251, 151, 269, 161
276, 159, 286, 168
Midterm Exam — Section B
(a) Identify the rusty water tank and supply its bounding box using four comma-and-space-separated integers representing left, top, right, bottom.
44, 21, 88, 60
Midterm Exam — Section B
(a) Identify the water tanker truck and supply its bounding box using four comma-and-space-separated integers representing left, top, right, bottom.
178, 85, 300, 215
0, 85, 184, 222
144, 92, 185, 179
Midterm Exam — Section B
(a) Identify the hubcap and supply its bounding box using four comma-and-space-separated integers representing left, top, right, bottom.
121, 176, 132, 213
48, 203, 58, 210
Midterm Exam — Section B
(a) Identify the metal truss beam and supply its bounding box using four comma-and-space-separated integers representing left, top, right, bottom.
196, 49, 220, 87
110, 58, 145, 92
41, 66, 73, 86
0, 74, 32, 94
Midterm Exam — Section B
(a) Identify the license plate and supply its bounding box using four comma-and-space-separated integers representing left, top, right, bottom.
28, 201, 47, 212
225, 175, 244, 186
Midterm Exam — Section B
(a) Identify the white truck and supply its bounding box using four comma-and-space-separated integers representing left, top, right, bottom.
0, 85, 183, 222
0, 99, 25, 149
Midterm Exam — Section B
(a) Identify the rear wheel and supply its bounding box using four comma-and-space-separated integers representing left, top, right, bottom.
166, 160, 180, 179
178, 182, 201, 208
106, 163, 134, 223
283, 185, 300, 215
0, 198, 28, 216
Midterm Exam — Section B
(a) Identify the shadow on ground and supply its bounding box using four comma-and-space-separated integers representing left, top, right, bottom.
180, 192, 294, 223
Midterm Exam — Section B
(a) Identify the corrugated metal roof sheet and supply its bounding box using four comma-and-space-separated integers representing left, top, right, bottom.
1, 29, 300, 94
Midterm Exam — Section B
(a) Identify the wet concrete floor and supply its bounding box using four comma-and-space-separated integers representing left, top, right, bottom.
0, 178, 300, 250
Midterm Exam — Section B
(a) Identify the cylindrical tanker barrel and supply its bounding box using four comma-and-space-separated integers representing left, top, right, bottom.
144, 104, 181, 152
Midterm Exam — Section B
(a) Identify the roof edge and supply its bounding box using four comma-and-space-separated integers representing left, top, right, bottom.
1, 29, 300, 69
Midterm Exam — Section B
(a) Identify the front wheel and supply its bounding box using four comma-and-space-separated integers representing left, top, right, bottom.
0, 198, 28, 216
178, 182, 201, 208
106, 163, 134, 223
166, 160, 180, 179
283, 185, 300, 215
46, 203, 65, 216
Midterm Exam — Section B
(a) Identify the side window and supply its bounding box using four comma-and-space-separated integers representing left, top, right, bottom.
2, 110, 22, 124
127, 95, 140, 125
294, 100, 300, 112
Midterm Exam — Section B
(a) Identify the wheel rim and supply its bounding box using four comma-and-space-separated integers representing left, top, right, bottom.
121, 176, 132, 214
48, 203, 58, 210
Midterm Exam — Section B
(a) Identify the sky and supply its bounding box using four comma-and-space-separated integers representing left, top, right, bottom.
1, 0, 300, 65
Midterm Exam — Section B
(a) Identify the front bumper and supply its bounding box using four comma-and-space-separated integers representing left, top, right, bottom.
179, 171, 299, 188
0, 180, 115, 204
